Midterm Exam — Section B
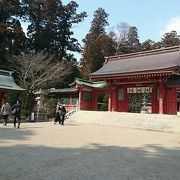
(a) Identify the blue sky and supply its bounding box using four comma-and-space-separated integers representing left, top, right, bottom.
61, 0, 180, 59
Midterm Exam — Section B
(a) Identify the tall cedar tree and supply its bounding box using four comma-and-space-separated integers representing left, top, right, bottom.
21, 0, 87, 60
80, 8, 115, 78
0, 0, 26, 69
127, 26, 140, 52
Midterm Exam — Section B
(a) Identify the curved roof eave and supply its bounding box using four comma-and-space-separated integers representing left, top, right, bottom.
0, 70, 25, 91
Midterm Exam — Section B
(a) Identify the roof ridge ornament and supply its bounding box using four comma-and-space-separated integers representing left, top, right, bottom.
104, 56, 109, 64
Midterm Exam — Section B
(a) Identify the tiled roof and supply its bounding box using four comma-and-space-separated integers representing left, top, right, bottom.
0, 70, 25, 91
90, 46, 180, 78
70, 78, 107, 88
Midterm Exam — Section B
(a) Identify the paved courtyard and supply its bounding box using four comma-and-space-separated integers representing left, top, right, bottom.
0, 121, 180, 180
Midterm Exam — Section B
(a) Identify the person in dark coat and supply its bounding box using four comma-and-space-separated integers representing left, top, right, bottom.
12, 101, 21, 128
60, 104, 66, 125
54, 102, 61, 124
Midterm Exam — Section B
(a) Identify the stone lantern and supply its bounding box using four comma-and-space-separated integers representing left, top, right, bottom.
34, 89, 48, 121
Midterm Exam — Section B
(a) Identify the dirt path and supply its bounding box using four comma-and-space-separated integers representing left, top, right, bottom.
0, 121, 180, 180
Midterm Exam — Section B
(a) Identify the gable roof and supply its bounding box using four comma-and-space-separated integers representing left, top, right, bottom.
0, 70, 25, 91
69, 78, 107, 88
90, 46, 180, 79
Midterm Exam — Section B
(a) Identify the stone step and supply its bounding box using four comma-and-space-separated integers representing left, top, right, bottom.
69, 111, 180, 133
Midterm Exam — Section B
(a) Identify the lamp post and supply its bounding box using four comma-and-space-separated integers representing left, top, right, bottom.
34, 89, 48, 121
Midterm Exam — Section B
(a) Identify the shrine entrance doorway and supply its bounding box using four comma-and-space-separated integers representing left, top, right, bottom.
127, 87, 152, 113
97, 92, 108, 111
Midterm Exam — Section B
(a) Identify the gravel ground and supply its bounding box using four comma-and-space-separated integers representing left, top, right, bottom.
0, 121, 180, 180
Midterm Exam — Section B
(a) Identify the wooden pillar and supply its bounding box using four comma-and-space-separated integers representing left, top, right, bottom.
94, 91, 98, 111
124, 87, 128, 112
111, 89, 118, 112
108, 90, 112, 111
78, 89, 82, 110
152, 85, 158, 113
0, 91, 5, 107
159, 81, 164, 114
69, 95, 73, 105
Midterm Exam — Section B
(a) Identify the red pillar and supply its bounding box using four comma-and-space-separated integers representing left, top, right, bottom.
152, 85, 158, 113
94, 91, 98, 111
111, 89, 118, 112
78, 89, 82, 110
159, 81, 164, 114
124, 87, 128, 112
108, 90, 112, 111
69, 95, 73, 105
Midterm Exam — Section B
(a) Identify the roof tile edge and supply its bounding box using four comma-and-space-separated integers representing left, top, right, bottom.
107, 45, 180, 61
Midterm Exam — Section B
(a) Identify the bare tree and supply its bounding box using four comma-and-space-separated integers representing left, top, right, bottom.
109, 22, 130, 54
116, 22, 130, 43
10, 52, 74, 109
11, 52, 74, 93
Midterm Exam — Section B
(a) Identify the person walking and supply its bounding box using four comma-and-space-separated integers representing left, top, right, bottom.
60, 104, 66, 125
12, 101, 21, 128
54, 102, 61, 124
1, 102, 11, 126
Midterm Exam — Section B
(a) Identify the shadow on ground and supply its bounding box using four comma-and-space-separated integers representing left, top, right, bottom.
0, 127, 35, 142
0, 143, 180, 180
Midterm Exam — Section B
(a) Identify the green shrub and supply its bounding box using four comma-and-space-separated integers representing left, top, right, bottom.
21, 109, 30, 117
46, 98, 58, 118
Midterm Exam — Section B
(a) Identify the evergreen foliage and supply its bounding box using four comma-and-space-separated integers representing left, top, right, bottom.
80, 8, 115, 78
0, 0, 26, 69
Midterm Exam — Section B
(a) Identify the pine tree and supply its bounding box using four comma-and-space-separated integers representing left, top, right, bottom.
140, 39, 154, 51
80, 8, 115, 78
0, 0, 26, 69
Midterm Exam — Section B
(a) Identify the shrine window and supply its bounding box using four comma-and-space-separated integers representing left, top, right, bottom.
118, 88, 124, 101
82, 91, 92, 101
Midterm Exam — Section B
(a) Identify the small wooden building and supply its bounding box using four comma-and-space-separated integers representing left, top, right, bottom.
71, 46, 180, 115
0, 70, 25, 106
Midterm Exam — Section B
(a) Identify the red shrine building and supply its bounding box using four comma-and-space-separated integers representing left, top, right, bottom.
69, 46, 180, 115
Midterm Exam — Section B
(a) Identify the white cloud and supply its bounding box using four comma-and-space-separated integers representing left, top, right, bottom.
160, 17, 180, 36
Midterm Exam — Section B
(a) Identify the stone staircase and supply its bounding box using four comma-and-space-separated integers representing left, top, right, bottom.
68, 110, 180, 133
